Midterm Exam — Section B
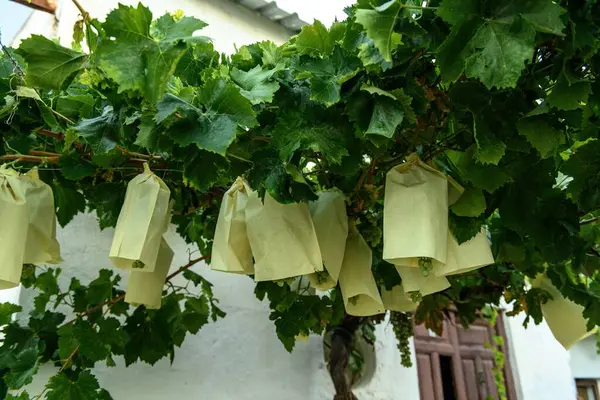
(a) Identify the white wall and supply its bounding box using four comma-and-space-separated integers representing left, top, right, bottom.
569, 337, 600, 395
12, 0, 292, 53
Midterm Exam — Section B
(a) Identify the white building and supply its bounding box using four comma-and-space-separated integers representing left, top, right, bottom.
1, 1, 599, 399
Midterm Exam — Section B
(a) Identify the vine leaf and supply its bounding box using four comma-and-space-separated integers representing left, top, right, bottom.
547, 71, 592, 111
0, 303, 22, 325
52, 180, 86, 227
96, 4, 208, 102
45, 371, 101, 400
4, 346, 41, 390
230, 64, 283, 105
473, 115, 506, 165
16, 35, 87, 90
562, 139, 600, 212
293, 20, 340, 58
451, 187, 486, 217
360, 85, 416, 139
355, 0, 402, 62
74, 106, 121, 154
517, 117, 564, 159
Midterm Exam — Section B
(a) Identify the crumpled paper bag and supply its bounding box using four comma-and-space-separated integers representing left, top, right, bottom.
211, 177, 254, 274
396, 265, 450, 296
532, 274, 596, 349
245, 192, 323, 282
383, 154, 450, 267
338, 227, 384, 316
381, 284, 419, 312
0, 166, 28, 289
435, 230, 494, 277
125, 238, 174, 309
20, 168, 62, 264
110, 164, 171, 272
307, 191, 348, 290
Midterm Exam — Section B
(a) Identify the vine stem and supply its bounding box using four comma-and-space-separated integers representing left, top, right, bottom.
581, 216, 600, 225
71, 0, 89, 18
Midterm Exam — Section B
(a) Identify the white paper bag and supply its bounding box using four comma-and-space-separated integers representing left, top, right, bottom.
307, 191, 348, 290
125, 238, 174, 309
381, 284, 419, 312
211, 177, 254, 274
435, 230, 494, 277
532, 274, 596, 349
383, 154, 450, 267
338, 227, 384, 316
245, 192, 323, 281
396, 265, 450, 296
0, 166, 28, 289
110, 164, 171, 272
20, 168, 62, 264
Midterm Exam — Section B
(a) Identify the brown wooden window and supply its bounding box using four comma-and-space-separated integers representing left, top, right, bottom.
414, 311, 517, 400
577, 379, 600, 400
9, 0, 57, 14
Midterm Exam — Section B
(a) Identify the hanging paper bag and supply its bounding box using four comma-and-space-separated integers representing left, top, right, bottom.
211, 177, 254, 274
338, 227, 384, 316
20, 168, 62, 264
383, 154, 450, 267
125, 238, 174, 309
307, 191, 348, 290
396, 265, 450, 296
245, 192, 323, 281
435, 230, 494, 277
381, 284, 419, 312
532, 274, 596, 349
0, 166, 28, 289
110, 164, 171, 272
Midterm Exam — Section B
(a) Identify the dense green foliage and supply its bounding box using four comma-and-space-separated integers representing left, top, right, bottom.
1, 0, 600, 398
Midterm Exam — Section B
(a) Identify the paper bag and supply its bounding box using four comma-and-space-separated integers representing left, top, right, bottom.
435, 230, 494, 277
211, 177, 254, 274
338, 228, 384, 316
125, 238, 174, 309
383, 154, 450, 266
20, 168, 62, 264
381, 284, 419, 312
0, 166, 28, 289
307, 191, 348, 290
110, 164, 171, 272
245, 192, 323, 281
532, 274, 596, 349
396, 265, 450, 296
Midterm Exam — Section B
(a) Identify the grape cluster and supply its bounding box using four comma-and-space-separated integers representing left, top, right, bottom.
390, 311, 414, 368
418, 257, 433, 276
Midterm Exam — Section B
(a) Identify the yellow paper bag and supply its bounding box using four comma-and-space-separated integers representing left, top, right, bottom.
381, 284, 419, 312
211, 177, 254, 274
435, 230, 494, 277
338, 228, 384, 316
20, 168, 62, 264
396, 265, 450, 296
307, 191, 348, 290
245, 192, 323, 281
110, 164, 171, 272
532, 275, 596, 349
383, 154, 450, 266
0, 166, 28, 289
125, 238, 174, 309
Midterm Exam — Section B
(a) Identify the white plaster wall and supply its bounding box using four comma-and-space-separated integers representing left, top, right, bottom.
12, 0, 292, 53
570, 337, 600, 378
16, 213, 420, 400
503, 311, 578, 400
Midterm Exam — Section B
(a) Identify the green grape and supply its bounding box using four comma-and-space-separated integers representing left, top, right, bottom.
390, 311, 414, 368
132, 260, 145, 269
348, 295, 360, 305
408, 291, 422, 303
315, 270, 330, 284
418, 257, 433, 276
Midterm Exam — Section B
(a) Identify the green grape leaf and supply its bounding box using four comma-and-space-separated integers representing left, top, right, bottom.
259, 41, 283, 66
0, 303, 22, 325
473, 115, 506, 165
361, 86, 416, 138
56, 94, 95, 119
355, 0, 402, 62
85, 182, 126, 229
183, 150, 230, 192
52, 180, 86, 227
96, 4, 208, 102
59, 153, 96, 181
182, 297, 210, 334
230, 64, 283, 105
547, 72, 592, 111
562, 140, 600, 212
6, 392, 32, 400
449, 213, 485, 244
446, 149, 511, 192
34, 270, 60, 296
294, 20, 337, 58
295, 47, 360, 106
175, 42, 219, 87
155, 93, 198, 124
87, 269, 120, 305
4, 347, 41, 389
16, 35, 87, 90
45, 371, 101, 400
451, 187, 486, 217
517, 117, 564, 158
74, 106, 121, 154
